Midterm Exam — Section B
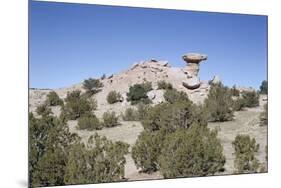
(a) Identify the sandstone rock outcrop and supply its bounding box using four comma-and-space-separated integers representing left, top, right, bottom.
182, 53, 207, 90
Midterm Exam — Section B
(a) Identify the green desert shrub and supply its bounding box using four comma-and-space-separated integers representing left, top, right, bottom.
102, 111, 119, 128
232, 135, 260, 173
83, 78, 103, 94
64, 135, 129, 184
163, 88, 190, 104
259, 103, 268, 126
132, 130, 166, 173
259, 80, 268, 94
142, 100, 205, 132
36, 103, 52, 116
107, 91, 122, 104
122, 107, 139, 121
77, 113, 101, 131
157, 80, 173, 90
158, 125, 225, 178
142, 81, 153, 92
204, 83, 234, 122
136, 102, 150, 120
46, 91, 63, 106
63, 90, 93, 120
126, 83, 152, 105
241, 90, 259, 108
232, 97, 247, 111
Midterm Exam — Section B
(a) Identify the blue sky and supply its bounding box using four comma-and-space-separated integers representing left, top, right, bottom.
30, 1, 267, 89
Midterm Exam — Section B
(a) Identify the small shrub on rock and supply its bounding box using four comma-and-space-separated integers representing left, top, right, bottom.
83, 78, 103, 94
46, 91, 63, 106
127, 83, 152, 105
77, 113, 101, 131
163, 88, 190, 104
158, 125, 225, 178
232, 135, 260, 173
157, 81, 173, 90
102, 111, 119, 128
241, 90, 259, 108
107, 91, 122, 104
204, 83, 234, 122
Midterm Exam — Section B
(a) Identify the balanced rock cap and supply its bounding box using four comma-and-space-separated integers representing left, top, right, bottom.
182, 53, 208, 64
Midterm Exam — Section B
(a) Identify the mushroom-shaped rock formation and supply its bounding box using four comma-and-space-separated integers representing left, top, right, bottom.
182, 53, 207, 90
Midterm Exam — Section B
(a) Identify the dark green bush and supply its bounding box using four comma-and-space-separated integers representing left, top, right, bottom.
232, 135, 260, 173
64, 90, 93, 120
127, 83, 152, 105
259, 103, 268, 126
36, 103, 52, 116
142, 100, 204, 132
158, 125, 225, 178
107, 91, 122, 104
204, 83, 234, 122
163, 88, 190, 104
102, 111, 119, 128
46, 91, 63, 106
83, 78, 103, 94
132, 130, 166, 173
241, 90, 259, 108
77, 113, 101, 131
157, 80, 173, 90
259, 80, 268, 94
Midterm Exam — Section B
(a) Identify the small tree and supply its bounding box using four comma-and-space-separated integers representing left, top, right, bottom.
204, 83, 234, 122
163, 88, 190, 104
241, 90, 259, 108
158, 125, 225, 178
64, 90, 93, 120
107, 91, 122, 104
157, 80, 173, 90
132, 130, 166, 173
83, 78, 103, 94
127, 83, 151, 105
77, 113, 101, 131
46, 91, 63, 106
232, 135, 260, 173
259, 80, 268, 94
102, 111, 119, 128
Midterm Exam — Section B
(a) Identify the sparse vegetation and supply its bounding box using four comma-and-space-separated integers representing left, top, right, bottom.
122, 107, 139, 121
204, 83, 234, 122
127, 83, 152, 105
102, 111, 119, 128
241, 90, 259, 108
157, 80, 173, 90
46, 91, 63, 106
230, 85, 240, 97
63, 90, 93, 120
83, 78, 103, 94
77, 113, 101, 131
259, 80, 268, 94
159, 125, 225, 178
107, 91, 122, 104
232, 135, 260, 173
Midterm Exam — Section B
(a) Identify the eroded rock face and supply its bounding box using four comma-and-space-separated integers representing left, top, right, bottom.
182, 53, 207, 90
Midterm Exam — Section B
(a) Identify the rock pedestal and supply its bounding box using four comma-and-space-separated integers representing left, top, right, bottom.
182, 53, 207, 89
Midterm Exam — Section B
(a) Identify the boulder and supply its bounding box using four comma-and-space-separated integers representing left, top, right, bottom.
182, 77, 201, 90
147, 90, 156, 100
